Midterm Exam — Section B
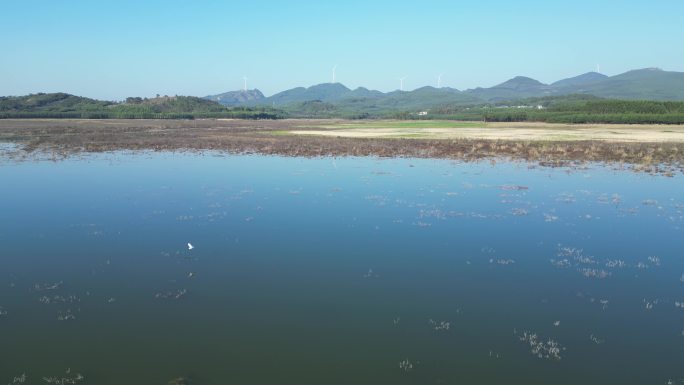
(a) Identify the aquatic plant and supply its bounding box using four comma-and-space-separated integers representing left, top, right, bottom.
557, 245, 583, 258
517, 331, 565, 360
490, 258, 516, 265
500, 185, 529, 191
428, 319, 450, 331
31, 281, 63, 292
398, 359, 413, 372
41, 368, 84, 384
57, 309, 76, 321
579, 268, 611, 279
543, 213, 559, 222
155, 289, 187, 300
605, 259, 627, 268
643, 299, 660, 310
6, 373, 26, 384
550, 258, 571, 268
38, 295, 80, 305
167, 378, 192, 385
647, 256, 661, 266
510, 208, 529, 216
589, 334, 604, 344
362, 269, 378, 279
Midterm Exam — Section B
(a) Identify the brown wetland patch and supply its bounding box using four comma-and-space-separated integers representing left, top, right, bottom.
1, 118, 683, 175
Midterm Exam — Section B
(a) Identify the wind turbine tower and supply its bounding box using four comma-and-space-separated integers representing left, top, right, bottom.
437, 74, 443, 88
242, 76, 248, 91
332, 65, 338, 83
399, 77, 406, 91
596, 64, 601, 74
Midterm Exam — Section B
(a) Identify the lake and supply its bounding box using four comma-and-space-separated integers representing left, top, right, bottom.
1, 151, 683, 384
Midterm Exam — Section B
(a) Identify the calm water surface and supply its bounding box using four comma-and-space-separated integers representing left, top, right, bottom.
0, 152, 683, 384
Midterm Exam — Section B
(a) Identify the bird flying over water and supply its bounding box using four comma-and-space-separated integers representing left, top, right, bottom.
187, 243, 194, 250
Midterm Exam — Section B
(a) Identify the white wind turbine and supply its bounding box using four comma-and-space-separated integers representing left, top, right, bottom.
596, 64, 601, 74
242, 76, 248, 91
332, 65, 338, 83
399, 77, 406, 91
437, 74, 443, 88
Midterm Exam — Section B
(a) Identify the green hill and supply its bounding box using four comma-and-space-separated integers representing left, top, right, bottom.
0, 92, 112, 112
0, 93, 283, 119
117, 95, 228, 113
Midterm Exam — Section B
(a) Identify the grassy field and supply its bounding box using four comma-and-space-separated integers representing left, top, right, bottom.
317, 120, 486, 129
290, 120, 684, 142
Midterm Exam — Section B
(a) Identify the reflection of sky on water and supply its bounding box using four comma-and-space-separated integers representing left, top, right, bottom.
0, 152, 683, 385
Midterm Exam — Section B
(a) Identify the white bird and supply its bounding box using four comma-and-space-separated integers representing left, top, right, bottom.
187, 243, 194, 250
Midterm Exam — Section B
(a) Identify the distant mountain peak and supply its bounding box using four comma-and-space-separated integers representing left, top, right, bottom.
552, 72, 608, 87
307, 82, 352, 92
258, 83, 357, 105
204, 89, 265, 106
495, 76, 546, 90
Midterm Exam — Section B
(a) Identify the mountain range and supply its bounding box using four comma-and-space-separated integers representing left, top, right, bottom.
4, 68, 683, 120
204, 68, 684, 112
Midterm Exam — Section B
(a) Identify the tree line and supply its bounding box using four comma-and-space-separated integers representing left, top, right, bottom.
423, 98, 684, 124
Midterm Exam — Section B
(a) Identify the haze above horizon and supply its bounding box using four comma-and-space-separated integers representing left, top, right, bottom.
2, 0, 683, 100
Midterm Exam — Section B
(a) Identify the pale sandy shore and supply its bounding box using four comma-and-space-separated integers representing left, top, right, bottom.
290, 122, 684, 143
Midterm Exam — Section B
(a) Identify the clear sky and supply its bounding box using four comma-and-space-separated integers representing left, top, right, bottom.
2, 0, 683, 100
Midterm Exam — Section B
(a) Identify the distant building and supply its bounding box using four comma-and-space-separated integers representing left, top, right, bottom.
418, 111, 428, 116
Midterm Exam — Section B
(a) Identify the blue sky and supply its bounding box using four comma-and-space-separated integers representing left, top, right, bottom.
2, 0, 683, 99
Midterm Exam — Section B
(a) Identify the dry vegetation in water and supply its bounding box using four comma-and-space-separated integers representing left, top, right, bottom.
0, 119, 683, 175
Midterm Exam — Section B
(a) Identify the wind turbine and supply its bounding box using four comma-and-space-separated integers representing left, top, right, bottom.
596, 64, 601, 74
332, 65, 338, 83
437, 74, 443, 88
399, 77, 406, 91
242, 76, 248, 91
